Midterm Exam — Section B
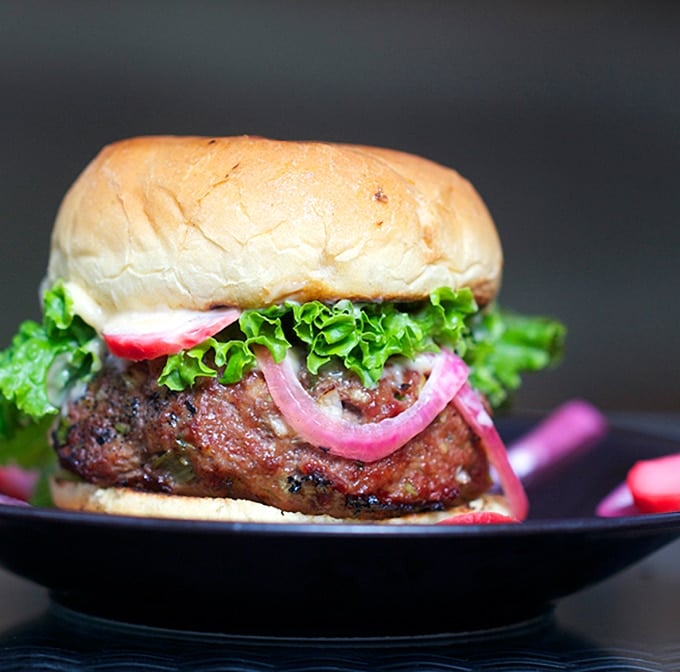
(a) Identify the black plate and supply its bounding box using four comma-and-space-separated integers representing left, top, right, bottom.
1, 418, 679, 638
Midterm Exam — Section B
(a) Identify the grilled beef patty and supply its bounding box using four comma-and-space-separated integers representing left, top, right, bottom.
53, 355, 491, 520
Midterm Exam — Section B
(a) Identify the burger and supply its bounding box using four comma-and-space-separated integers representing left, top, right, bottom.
0, 135, 564, 524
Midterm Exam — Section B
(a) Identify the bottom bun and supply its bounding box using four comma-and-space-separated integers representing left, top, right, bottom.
49, 475, 511, 524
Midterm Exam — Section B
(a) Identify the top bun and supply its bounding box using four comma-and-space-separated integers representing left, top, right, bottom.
47, 135, 502, 331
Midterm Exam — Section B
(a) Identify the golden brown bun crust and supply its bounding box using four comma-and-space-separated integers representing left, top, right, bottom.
47, 135, 502, 331
49, 476, 511, 524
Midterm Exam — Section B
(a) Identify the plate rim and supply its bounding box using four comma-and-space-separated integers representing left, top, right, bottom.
2, 497, 680, 539
1, 420, 679, 540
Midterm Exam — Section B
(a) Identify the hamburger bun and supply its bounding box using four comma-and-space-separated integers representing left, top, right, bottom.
49, 474, 512, 524
34, 135, 536, 526
46, 135, 502, 333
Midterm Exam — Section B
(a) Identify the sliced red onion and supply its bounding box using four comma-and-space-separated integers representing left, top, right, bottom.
104, 308, 241, 360
453, 383, 529, 521
254, 346, 468, 462
596, 481, 638, 517
507, 399, 608, 486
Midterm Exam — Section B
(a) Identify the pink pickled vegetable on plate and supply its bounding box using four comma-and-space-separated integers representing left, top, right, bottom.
627, 453, 680, 514
507, 399, 608, 485
596, 481, 637, 518
0, 465, 38, 502
437, 511, 518, 525
0, 493, 31, 507
597, 453, 680, 517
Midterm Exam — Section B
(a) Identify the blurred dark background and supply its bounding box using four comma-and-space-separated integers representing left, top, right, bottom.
0, 1, 678, 413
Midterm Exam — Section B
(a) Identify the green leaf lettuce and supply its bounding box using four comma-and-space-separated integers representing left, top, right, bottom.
0, 283, 565, 478
0, 282, 101, 476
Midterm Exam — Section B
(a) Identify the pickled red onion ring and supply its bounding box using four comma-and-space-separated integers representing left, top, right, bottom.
453, 383, 529, 521
254, 346, 467, 462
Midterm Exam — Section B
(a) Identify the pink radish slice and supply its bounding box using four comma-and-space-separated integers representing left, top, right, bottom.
627, 453, 680, 514
597, 454, 680, 517
254, 346, 468, 463
103, 308, 241, 360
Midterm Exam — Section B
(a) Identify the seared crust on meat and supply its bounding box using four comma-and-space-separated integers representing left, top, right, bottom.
53, 357, 491, 521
